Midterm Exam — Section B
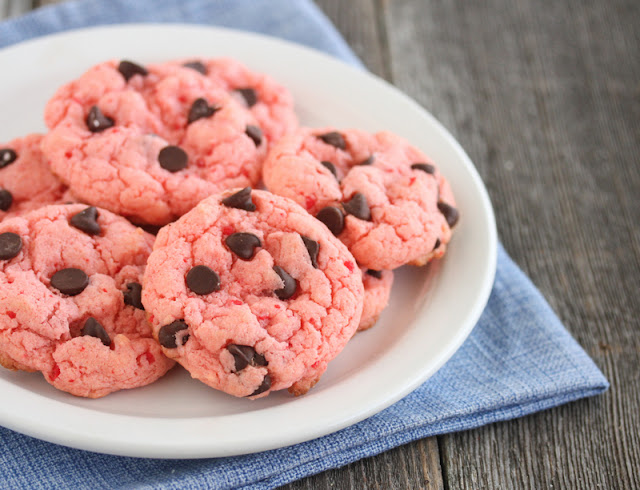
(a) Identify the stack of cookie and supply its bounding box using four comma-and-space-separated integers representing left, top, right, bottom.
0, 58, 458, 399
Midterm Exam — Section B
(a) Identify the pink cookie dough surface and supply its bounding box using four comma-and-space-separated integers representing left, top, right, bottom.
142, 188, 364, 398
0, 134, 70, 221
0, 204, 174, 398
359, 268, 394, 331
263, 128, 459, 270
175, 57, 299, 144
42, 60, 267, 225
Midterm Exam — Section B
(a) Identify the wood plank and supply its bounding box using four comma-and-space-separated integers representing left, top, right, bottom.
0, 0, 35, 19
14, 0, 640, 489
285, 438, 444, 490
313, 0, 391, 80
380, 0, 640, 488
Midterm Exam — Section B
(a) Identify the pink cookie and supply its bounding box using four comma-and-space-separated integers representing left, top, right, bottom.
0, 134, 70, 221
175, 57, 298, 144
42, 60, 267, 225
263, 128, 459, 270
142, 188, 364, 398
359, 268, 394, 331
0, 204, 174, 398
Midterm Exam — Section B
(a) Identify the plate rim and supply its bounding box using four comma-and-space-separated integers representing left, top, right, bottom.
0, 23, 498, 458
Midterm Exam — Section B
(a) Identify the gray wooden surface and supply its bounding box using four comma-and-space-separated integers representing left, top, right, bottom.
2, 0, 639, 488
291, 1, 640, 489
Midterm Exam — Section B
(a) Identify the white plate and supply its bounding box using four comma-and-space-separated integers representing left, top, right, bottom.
0, 24, 497, 458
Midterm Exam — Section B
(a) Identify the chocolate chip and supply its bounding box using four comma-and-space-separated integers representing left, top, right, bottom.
245, 125, 263, 146
316, 206, 344, 236
118, 60, 148, 81
123, 282, 144, 310
433, 238, 441, 250
235, 88, 258, 108
273, 266, 297, 300
227, 344, 268, 372
249, 374, 271, 396
437, 202, 460, 227
70, 206, 101, 235
86, 106, 114, 132
227, 344, 253, 371
82, 317, 111, 346
0, 189, 13, 211
320, 161, 337, 178
51, 268, 89, 296
343, 192, 371, 221
188, 98, 219, 124
254, 352, 267, 367
301, 236, 319, 268
358, 155, 375, 166
411, 163, 436, 174
158, 145, 188, 172
221, 187, 256, 211
186, 265, 221, 295
183, 60, 207, 75
0, 232, 21, 260
225, 232, 261, 260
158, 320, 189, 348
317, 131, 346, 150
366, 269, 382, 279
0, 148, 17, 168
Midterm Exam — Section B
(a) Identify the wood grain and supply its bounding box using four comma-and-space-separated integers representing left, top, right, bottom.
2, 0, 639, 488
1, 0, 34, 18
379, 0, 640, 489
312, 0, 640, 488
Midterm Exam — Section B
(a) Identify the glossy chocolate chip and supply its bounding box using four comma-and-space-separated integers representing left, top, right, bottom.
0, 148, 17, 168
228, 344, 254, 371
188, 98, 219, 124
0, 189, 12, 211
82, 317, 111, 346
123, 282, 144, 310
320, 161, 337, 178
437, 201, 460, 227
0, 232, 22, 260
273, 266, 297, 300
358, 155, 375, 166
118, 60, 148, 81
183, 60, 207, 75
316, 206, 344, 236
411, 163, 436, 174
317, 131, 346, 150
245, 125, 263, 146
51, 268, 89, 296
86, 106, 114, 133
366, 269, 382, 279
301, 236, 319, 268
254, 352, 267, 367
70, 206, 101, 235
221, 187, 256, 211
186, 265, 221, 295
227, 344, 268, 372
225, 232, 261, 260
433, 238, 441, 250
235, 88, 258, 107
158, 145, 188, 172
343, 192, 371, 221
158, 320, 189, 348
249, 374, 271, 396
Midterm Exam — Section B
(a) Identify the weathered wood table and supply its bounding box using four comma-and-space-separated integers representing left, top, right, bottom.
2, 1, 638, 488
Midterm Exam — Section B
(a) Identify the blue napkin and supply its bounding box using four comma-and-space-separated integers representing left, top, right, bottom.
0, 1, 608, 488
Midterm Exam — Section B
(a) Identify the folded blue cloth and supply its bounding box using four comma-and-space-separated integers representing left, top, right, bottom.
0, 1, 608, 488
